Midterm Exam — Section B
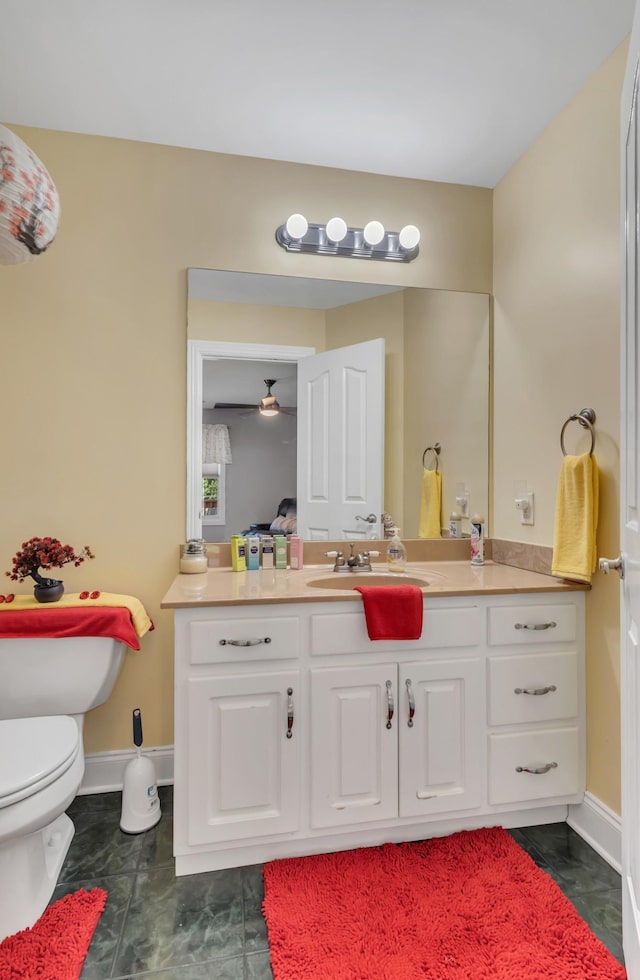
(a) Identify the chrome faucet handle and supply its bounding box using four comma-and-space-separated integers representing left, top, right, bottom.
325, 550, 346, 572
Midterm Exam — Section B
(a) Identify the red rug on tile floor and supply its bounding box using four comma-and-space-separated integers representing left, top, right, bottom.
262, 827, 626, 980
0, 887, 107, 980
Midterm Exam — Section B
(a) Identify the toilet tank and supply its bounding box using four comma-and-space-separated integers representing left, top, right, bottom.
0, 636, 126, 720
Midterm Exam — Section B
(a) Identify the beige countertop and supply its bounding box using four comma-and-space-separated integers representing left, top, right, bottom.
160, 560, 589, 609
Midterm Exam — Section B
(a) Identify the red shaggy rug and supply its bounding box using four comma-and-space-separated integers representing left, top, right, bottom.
262, 827, 626, 979
0, 888, 107, 980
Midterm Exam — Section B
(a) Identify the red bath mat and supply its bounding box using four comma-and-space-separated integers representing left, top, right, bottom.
0, 887, 107, 980
262, 827, 626, 979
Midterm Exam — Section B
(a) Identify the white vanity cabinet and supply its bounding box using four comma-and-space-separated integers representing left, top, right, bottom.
310, 658, 484, 829
485, 599, 585, 808
171, 589, 585, 876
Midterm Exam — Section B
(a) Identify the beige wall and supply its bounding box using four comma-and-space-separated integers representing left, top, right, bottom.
0, 125, 492, 754
403, 290, 490, 536
493, 42, 626, 812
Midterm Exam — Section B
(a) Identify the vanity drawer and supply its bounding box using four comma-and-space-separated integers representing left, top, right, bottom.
488, 727, 580, 805
310, 604, 482, 656
189, 615, 300, 664
487, 651, 578, 725
488, 604, 576, 646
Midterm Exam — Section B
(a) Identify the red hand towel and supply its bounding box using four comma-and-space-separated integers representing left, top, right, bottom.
0, 607, 143, 649
353, 585, 424, 640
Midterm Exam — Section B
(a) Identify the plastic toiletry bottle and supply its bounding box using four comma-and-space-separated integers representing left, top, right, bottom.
386, 527, 407, 573
449, 510, 462, 538
289, 535, 304, 570
261, 535, 274, 569
246, 535, 260, 570
230, 535, 247, 572
274, 535, 288, 569
470, 514, 485, 565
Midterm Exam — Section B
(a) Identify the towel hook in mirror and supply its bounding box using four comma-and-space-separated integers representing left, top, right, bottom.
422, 442, 441, 472
560, 408, 596, 456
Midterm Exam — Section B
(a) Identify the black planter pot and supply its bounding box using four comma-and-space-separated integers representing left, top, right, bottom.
33, 580, 64, 603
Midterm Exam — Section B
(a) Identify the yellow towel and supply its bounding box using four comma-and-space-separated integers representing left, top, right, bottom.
418, 468, 442, 538
551, 453, 599, 584
0, 591, 153, 639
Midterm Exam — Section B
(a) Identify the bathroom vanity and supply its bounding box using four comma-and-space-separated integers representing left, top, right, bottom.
162, 561, 586, 876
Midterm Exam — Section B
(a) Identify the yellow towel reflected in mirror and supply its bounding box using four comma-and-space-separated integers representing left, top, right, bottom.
418, 469, 442, 538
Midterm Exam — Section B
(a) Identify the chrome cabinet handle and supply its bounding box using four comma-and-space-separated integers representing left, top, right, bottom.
516, 762, 558, 774
405, 678, 415, 728
386, 680, 394, 729
219, 637, 271, 646
514, 685, 557, 696
514, 622, 556, 631
286, 687, 294, 739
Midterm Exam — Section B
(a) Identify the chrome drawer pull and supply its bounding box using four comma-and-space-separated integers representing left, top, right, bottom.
405, 678, 415, 728
514, 622, 557, 631
286, 687, 294, 739
514, 685, 557, 696
219, 637, 271, 646
386, 680, 394, 730
516, 762, 558, 775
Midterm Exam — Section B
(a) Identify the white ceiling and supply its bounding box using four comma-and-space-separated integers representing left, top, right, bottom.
0, 1, 634, 187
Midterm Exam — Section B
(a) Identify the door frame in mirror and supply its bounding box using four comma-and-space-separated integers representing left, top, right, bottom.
187, 339, 315, 539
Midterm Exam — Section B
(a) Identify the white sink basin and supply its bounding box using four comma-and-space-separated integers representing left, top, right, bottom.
306, 573, 430, 590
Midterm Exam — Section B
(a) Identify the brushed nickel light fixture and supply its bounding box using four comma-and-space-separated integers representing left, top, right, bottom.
276, 214, 420, 262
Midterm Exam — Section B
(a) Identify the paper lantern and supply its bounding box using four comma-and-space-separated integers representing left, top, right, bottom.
0, 124, 60, 265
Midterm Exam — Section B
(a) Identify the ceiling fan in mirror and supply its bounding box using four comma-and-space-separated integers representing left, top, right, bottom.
215, 379, 297, 418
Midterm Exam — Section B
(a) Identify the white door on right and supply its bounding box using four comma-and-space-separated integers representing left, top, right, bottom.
297, 338, 384, 540
621, 3, 640, 972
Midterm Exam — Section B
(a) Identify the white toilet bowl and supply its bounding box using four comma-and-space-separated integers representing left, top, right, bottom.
0, 716, 84, 939
0, 635, 128, 941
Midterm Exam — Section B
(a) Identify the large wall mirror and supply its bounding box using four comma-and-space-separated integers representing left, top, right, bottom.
187, 268, 490, 541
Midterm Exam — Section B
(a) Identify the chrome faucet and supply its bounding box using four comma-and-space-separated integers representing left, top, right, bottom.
325, 544, 380, 572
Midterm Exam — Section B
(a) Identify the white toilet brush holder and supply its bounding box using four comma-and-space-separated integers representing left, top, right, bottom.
120, 708, 161, 834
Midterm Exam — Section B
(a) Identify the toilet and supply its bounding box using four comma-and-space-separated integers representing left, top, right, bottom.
0, 635, 127, 940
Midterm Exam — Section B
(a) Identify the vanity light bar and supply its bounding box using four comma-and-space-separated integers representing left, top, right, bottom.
275, 214, 420, 263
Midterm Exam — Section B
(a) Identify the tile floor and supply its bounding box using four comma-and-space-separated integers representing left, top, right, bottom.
53, 787, 624, 979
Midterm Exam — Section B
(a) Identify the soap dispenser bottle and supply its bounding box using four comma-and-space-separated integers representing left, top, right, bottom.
386, 527, 407, 573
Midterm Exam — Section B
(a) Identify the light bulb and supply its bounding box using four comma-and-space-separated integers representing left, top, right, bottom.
363, 220, 385, 246
285, 213, 308, 240
399, 224, 420, 250
325, 216, 348, 243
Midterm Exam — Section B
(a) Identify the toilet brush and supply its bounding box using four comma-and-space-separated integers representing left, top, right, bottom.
120, 708, 161, 833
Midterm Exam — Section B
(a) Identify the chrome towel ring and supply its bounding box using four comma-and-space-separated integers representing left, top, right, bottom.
422, 443, 441, 472
560, 408, 596, 456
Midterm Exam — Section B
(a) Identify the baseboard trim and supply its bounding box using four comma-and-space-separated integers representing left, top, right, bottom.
80, 744, 174, 795
568, 791, 621, 873
81, 748, 622, 875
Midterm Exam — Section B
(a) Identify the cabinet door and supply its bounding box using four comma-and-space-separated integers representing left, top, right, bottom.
311, 664, 398, 828
187, 671, 299, 845
398, 659, 483, 818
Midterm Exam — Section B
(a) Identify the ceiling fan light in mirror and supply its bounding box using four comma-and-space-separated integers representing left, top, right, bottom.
259, 399, 280, 417
259, 379, 281, 416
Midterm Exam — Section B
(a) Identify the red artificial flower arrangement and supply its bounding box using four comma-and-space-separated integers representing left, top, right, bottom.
6, 536, 95, 587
